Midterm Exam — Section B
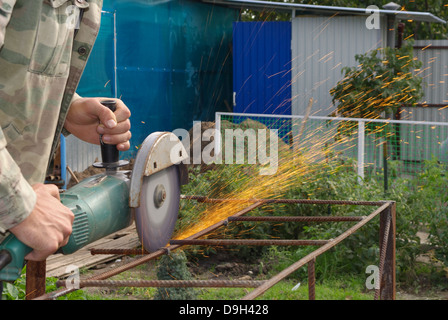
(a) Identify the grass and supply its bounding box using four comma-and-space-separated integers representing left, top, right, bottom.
42, 259, 375, 300
197, 277, 374, 300
9, 253, 373, 300
47, 278, 374, 300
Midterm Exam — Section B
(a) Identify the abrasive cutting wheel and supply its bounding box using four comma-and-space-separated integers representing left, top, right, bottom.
134, 165, 180, 252
129, 131, 188, 253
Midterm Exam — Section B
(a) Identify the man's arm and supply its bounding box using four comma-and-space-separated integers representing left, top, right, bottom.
0, 129, 74, 261
0, 130, 36, 234
0, 0, 29, 232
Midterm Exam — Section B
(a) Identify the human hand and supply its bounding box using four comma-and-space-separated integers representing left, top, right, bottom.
64, 97, 132, 151
9, 184, 75, 261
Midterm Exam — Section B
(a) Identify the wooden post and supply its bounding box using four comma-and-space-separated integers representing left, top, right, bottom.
26, 260, 46, 300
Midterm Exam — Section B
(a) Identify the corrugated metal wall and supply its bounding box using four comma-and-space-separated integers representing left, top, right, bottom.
401, 40, 448, 123
291, 15, 386, 116
233, 21, 292, 115
398, 40, 448, 162
414, 40, 448, 108
65, 135, 102, 174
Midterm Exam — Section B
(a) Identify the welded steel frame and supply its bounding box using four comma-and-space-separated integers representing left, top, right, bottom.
29, 197, 396, 300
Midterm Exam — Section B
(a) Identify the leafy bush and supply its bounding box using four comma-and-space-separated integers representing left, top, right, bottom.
408, 159, 448, 264
330, 42, 423, 121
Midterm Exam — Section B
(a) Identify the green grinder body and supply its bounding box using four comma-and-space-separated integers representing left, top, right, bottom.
60, 173, 133, 254
0, 173, 132, 282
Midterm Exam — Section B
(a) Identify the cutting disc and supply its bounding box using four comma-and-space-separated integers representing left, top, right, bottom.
134, 165, 180, 252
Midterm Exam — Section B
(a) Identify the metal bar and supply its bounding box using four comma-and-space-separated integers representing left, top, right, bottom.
383, 142, 388, 193
34, 201, 265, 300
113, 10, 117, 99
375, 212, 391, 300
308, 258, 316, 300
378, 201, 396, 300
413, 46, 448, 50
215, 112, 222, 157
56, 279, 266, 289
413, 103, 448, 108
170, 239, 329, 246
242, 202, 392, 300
203, 0, 447, 24
228, 216, 365, 222
357, 121, 365, 184
215, 111, 448, 127
25, 260, 46, 300
90, 216, 365, 255
182, 195, 387, 206
90, 248, 149, 255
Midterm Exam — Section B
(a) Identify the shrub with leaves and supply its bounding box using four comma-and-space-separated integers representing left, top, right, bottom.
154, 250, 197, 300
330, 42, 423, 122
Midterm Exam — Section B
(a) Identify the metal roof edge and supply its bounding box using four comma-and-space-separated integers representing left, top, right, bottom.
202, 0, 446, 24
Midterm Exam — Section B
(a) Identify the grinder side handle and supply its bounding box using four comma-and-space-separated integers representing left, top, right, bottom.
99, 100, 119, 164
0, 234, 32, 282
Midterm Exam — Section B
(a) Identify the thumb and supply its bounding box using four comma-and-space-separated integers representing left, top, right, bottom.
96, 101, 117, 129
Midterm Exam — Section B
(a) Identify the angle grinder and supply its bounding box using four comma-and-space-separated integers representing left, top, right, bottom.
0, 100, 188, 282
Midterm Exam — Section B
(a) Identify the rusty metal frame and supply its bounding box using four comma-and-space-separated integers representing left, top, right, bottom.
28, 197, 395, 300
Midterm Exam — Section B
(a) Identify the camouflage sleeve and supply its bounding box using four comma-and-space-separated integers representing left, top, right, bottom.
0, 1, 35, 234
61, 92, 83, 137
0, 0, 16, 49
0, 128, 36, 234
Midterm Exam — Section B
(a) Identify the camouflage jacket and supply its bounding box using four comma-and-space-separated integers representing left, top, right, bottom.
0, 0, 102, 234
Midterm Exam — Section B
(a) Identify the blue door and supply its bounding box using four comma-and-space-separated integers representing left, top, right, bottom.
233, 21, 291, 115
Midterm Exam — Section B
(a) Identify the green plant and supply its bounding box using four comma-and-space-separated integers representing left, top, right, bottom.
1, 267, 88, 300
410, 159, 448, 264
154, 250, 197, 300
330, 42, 423, 135
2, 276, 26, 300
